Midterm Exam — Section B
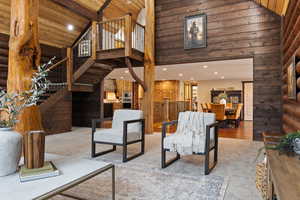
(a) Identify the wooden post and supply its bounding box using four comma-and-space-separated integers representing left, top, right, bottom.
91, 21, 98, 59
67, 48, 73, 91
100, 79, 105, 128
8, 0, 44, 168
143, 0, 155, 134
125, 14, 133, 57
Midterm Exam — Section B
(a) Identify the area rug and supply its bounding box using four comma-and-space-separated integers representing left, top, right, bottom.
50, 164, 228, 200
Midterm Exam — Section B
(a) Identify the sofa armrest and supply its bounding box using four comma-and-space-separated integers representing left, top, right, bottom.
92, 118, 113, 133
162, 120, 178, 138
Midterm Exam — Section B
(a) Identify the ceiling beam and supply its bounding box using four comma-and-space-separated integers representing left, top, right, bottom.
51, 0, 98, 20
98, 0, 113, 15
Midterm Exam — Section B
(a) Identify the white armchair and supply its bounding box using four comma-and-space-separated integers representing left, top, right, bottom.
161, 112, 219, 175
92, 109, 145, 162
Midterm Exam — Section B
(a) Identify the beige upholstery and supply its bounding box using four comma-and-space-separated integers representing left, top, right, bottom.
93, 109, 143, 144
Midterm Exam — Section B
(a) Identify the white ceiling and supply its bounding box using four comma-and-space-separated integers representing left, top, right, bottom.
106, 58, 253, 81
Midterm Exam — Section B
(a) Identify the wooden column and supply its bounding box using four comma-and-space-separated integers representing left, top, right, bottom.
8, 0, 44, 168
67, 48, 73, 91
125, 14, 133, 57
143, 0, 155, 134
91, 21, 98, 59
99, 79, 105, 128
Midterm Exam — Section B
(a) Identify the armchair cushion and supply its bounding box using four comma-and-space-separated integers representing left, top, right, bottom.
112, 109, 143, 132
94, 128, 141, 144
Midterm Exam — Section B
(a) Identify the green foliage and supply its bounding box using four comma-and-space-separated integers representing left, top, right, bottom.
256, 131, 300, 161
218, 92, 227, 100
268, 131, 300, 155
0, 58, 55, 128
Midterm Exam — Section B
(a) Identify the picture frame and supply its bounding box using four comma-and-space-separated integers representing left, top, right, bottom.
287, 55, 297, 100
184, 13, 207, 50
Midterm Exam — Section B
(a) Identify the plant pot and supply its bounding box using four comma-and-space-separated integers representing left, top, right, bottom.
0, 127, 13, 131
0, 129, 22, 176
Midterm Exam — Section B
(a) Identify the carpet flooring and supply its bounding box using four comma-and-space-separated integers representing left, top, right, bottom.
46, 127, 263, 200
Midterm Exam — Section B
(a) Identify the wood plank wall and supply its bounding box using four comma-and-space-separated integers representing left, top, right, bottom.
72, 84, 101, 127
282, 0, 300, 134
155, 0, 282, 140
0, 34, 9, 89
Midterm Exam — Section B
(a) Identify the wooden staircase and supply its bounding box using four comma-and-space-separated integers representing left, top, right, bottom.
68, 15, 145, 92
71, 58, 113, 92
37, 15, 145, 134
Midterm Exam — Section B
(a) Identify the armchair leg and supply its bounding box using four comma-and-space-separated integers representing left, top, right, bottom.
122, 140, 145, 163
204, 145, 218, 175
91, 142, 116, 158
162, 149, 180, 168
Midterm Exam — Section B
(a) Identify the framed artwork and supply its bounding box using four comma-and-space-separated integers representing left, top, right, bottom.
287, 55, 296, 100
184, 13, 207, 49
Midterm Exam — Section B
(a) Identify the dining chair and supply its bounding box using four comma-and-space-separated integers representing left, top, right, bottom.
227, 103, 243, 128
200, 103, 208, 112
211, 104, 227, 122
226, 103, 233, 109
206, 103, 212, 111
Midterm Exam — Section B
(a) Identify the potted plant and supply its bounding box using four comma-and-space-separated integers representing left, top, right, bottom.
0, 58, 53, 176
257, 131, 300, 160
218, 92, 227, 105
268, 131, 300, 156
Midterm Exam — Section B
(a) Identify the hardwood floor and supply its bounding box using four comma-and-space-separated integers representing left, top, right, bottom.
219, 121, 253, 140
105, 120, 253, 140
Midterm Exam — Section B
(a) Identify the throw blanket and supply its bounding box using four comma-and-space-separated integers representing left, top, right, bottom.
164, 112, 205, 155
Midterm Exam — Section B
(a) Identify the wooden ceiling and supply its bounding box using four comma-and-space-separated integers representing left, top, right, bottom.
0, 0, 144, 48
254, 0, 290, 16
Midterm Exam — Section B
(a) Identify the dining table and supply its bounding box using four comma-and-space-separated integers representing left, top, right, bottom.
207, 108, 236, 115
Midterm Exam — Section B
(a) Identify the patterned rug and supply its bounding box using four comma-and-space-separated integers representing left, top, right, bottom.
50, 164, 227, 200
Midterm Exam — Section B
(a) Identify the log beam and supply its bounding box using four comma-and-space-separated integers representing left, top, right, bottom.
143, 0, 155, 134
8, 0, 44, 168
125, 57, 147, 91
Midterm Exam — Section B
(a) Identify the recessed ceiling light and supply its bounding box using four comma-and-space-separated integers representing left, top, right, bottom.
163, 68, 167, 71
221, 76, 225, 79
67, 24, 74, 31
125, 70, 129, 74
120, 76, 124, 79
214, 72, 218, 75
203, 65, 208, 69
179, 73, 183, 77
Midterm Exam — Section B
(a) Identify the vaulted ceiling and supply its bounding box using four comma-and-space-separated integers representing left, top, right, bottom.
0, 0, 144, 48
254, 0, 290, 16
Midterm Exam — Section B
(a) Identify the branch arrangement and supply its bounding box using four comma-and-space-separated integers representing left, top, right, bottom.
0, 58, 55, 128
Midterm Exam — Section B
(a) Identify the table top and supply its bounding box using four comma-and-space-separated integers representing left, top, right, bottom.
0, 154, 112, 200
267, 150, 300, 200
263, 133, 300, 200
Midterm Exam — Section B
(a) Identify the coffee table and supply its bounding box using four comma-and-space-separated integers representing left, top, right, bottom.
0, 154, 115, 200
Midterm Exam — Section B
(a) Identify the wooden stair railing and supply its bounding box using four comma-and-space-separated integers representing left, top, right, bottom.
67, 15, 145, 92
